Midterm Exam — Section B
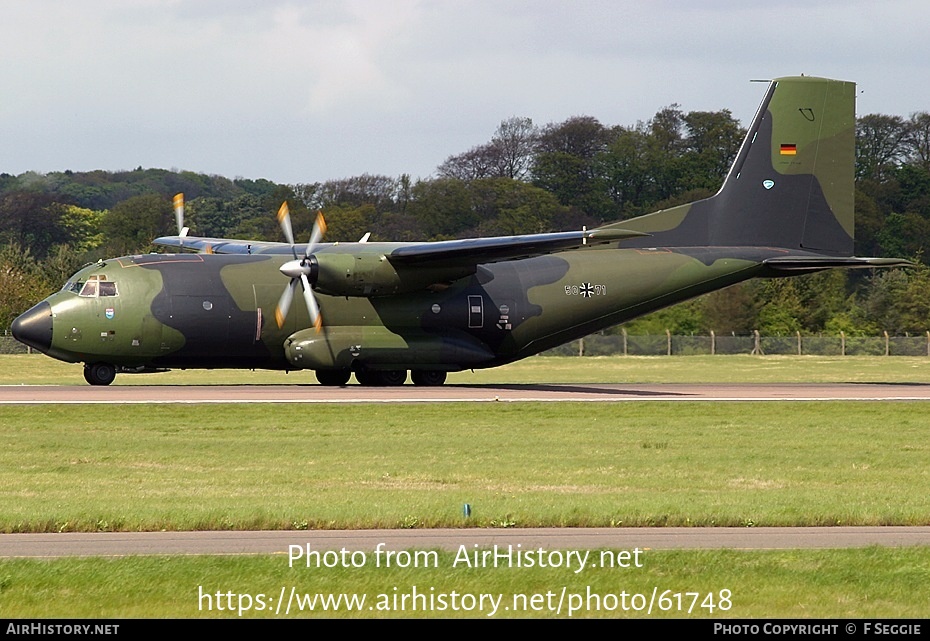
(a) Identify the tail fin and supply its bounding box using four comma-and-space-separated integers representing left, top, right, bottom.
609, 75, 856, 256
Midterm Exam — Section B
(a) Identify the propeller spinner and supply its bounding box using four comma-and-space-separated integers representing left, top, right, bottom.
274, 202, 327, 332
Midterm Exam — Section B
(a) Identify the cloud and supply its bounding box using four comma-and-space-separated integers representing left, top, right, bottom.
2, 1, 930, 183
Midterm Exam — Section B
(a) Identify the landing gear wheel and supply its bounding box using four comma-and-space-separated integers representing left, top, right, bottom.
354, 368, 381, 386
83, 362, 116, 386
316, 369, 351, 386
380, 370, 407, 386
411, 370, 447, 386
355, 368, 408, 386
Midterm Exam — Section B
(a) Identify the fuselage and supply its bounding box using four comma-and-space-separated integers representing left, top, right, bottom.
13, 244, 773, 374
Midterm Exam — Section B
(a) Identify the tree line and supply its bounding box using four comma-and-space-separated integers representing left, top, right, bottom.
2, 104, 930, 335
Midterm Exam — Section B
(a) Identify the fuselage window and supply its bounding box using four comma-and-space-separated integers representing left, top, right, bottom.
98, 281, 118, 296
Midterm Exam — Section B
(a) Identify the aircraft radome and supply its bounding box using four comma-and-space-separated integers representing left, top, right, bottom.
12, 75, 911, 386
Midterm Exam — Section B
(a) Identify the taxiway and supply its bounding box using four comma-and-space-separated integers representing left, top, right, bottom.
2, 382, 930, 404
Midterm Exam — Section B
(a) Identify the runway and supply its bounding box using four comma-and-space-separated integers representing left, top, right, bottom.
4, 527, 930, 558
2, 382, 930, 403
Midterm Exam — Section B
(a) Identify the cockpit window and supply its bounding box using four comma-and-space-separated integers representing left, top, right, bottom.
79, 281, 98, 297
70, 275, 118, 297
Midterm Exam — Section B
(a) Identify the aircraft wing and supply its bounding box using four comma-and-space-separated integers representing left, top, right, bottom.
386, 228, 645, 267
152, 236, 293, 254
152, 227, 646, 262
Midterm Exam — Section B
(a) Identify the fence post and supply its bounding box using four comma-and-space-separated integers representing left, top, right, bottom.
840, 331, 846, 356
622, 328, 628, 356
666, 329, 671, 356
578, 337, 585, 357
710, 330, 716, 356
751, 330, 763, 355
796, 331, 801, 356
884, 331, 890, 356
927, 331, 929, 357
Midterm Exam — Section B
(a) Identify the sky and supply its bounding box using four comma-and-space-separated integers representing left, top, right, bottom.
2, 0, 929, 186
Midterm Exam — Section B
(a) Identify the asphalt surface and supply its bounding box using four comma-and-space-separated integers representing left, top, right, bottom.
3, 382, 930, 403
4, 527, 930, 558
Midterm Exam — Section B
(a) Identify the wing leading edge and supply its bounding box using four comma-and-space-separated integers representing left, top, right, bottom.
763, 256, 914, 270
152, 227, 646, 265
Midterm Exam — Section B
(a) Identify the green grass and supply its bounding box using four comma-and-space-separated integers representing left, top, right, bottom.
4, 353, 930, 385
3, 353, 929, 619
2, 548, 928, 618
1, 402, 929, 532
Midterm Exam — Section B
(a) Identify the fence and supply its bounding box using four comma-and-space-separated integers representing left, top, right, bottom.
544, 330, 930, 357
3, 330, 930, 357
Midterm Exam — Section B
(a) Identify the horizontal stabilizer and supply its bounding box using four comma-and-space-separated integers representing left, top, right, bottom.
763, 256, 914, 271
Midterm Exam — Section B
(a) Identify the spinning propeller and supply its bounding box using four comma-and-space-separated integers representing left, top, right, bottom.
173, 193, 189, 247
274, 202, 327, 332
173, 193, 214, 253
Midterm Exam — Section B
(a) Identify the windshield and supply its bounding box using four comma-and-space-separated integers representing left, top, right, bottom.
64, 275, 119, 297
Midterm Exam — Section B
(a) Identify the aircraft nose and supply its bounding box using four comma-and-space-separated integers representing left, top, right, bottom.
11, 301, 53, 353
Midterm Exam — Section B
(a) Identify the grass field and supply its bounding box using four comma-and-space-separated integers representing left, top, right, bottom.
2, 353, 929, 618
3, 548, 929, 618
1, 402, 929, 532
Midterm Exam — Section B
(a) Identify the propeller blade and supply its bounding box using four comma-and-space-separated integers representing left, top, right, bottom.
274, 279, 298, 329
275, 204, 326, 333
173, 193, 188, 252
307, 210, 327, 254
277, 201, 295, 246
300, 273, 322, 333
173, 193, 185, 234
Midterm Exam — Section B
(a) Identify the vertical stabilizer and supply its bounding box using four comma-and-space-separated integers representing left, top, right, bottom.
610, 76, 856, 256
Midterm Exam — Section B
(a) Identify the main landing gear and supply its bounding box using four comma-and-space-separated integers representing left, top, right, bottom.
314, 368, 447, 387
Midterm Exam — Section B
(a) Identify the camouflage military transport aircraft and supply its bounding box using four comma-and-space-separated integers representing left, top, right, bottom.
12, 75, 910, 386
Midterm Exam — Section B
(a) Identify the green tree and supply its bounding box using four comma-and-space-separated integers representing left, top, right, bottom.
861, 265, 930, 333
0, 191, 72, 258
679, 109, 744, 191
753, 279, 804, 335
59, 205, 105, 254
875, 212, 930, 259
856, 114, 909, 181
322, 203, 375, 242
100, 194, 172, 255
408, 178, 475, 238
0, 244, 52, 327
532, 116, 614, 220
468, 178, 564, 236
700, 284, 760, 334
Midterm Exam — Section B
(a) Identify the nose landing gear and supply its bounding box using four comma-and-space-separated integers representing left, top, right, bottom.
83, 362, 117, 386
